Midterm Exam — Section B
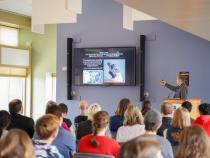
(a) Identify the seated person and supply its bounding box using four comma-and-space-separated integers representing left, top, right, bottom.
116, 105, 145, 143
33, 114, 63, 158
7, 99, 35, 138
182, 101, 194, 123
78, 111, 120, 158
76, 103, 111, 139
109, 98, 131, 132
74, 101, 88, 125
59, 103, 75, 135
163, 107, 191, 146
157, 102, 173, 137
0, 129, 36, 158
0, 110, 10, 139
34, 105, 76, 158
118, 137, 162, 158
141, 100, 151, 117
192, 103, 210, 136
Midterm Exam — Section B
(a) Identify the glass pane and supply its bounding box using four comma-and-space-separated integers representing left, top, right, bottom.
52, 77, 56, 101
9, 77, 24, 102
0, 77, 9, 110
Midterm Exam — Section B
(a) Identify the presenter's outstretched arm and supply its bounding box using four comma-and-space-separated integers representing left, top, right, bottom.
159, 80, 179, 92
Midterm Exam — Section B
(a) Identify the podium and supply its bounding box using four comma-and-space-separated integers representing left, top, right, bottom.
163, 98, 201, 119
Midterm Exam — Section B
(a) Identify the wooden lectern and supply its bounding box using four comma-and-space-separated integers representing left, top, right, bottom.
163, 98, 201, 119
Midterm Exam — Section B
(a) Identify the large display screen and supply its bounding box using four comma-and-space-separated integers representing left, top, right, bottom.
74, 47, 136, 86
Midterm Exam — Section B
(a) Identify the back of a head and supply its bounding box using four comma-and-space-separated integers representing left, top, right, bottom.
87, 103, 101, 120
90, 111, 110, 147
9, 99, 22, 113
181, 101, 192, 113
45, 100, 57, 114
118, 137, 162, 158
171, 107, 191, 129
0, 129, 36, 158
176, 125, 210, 158
115, 98, 131, 116
0, 110, 10, 138
36, 114, 60, 140
141, 100, 151, 115
198, 103, 210, 115
161, 102, 173, 115
79, 100, 88, 110
144, 109, 162, 132
177, 75, 185, 83
124, 105, 143, 126
45, 104, 62, 118
59, 103, 68, 114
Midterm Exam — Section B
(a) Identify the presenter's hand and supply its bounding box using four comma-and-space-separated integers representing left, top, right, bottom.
160, 80, 166, 85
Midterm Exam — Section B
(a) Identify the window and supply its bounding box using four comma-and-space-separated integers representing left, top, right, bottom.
0, 25, 19, 47
0, 77, 25, 111
46, 73, 56, 102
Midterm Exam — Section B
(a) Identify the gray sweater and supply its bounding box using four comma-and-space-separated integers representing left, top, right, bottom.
165, 83, 188, 99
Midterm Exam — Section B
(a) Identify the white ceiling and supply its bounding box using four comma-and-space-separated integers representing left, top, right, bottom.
0, 0, 32, 17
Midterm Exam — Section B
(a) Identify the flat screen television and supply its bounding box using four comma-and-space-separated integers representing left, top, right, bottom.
74, 47, 136, 86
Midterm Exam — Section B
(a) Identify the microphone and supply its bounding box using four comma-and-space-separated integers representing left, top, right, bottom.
167, 91, 174, 98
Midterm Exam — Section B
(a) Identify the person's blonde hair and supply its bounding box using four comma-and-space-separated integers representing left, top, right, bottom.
87, 103, 101, 120
171, 107, 190, 128
0, 129, 36, 158
115, 98, 131, 116
36, 114, 60, 139
123, 105, 144, 126
175, 125, 210, 158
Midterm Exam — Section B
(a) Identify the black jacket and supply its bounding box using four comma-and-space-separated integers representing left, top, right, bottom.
157, 117, 172, 137
7, 113, 35, 138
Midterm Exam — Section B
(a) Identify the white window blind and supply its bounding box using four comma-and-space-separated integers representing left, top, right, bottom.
0, 25, 19, 47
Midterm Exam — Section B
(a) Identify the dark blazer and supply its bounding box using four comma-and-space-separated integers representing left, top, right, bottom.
157, 117, 172, 137
7, 113, 35, 138
165, 83, 188, 99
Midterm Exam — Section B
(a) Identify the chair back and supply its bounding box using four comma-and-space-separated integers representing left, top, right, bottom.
110, 132, 117, 139
74, 153, 114, 158
172, 146, 178, 157
76, 140, 80, 152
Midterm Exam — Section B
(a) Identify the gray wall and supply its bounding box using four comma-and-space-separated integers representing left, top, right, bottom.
56, 0, 210, 122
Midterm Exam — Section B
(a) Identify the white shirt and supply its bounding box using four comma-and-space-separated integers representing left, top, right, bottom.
116, 124, 145, 143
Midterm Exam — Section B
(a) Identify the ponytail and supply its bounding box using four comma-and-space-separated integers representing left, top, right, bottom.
90, 131, 99, 147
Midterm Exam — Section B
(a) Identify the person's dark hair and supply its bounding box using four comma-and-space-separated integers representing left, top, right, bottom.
198, 103, 210, 115
141, 100, 151, 115
177, 75, 185, 83
115, 98, 131, 116
90, 111, 110, 147
0, 110, 10, 138
144, 122, 159, 132
9, 99, 22, 113
182, 101, 193, 113
118, 136, 161, 158
59, 103, 68, 114
45, 104, 62, 118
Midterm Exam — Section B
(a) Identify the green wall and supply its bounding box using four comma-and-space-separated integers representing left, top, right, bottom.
19, 24, 57, 120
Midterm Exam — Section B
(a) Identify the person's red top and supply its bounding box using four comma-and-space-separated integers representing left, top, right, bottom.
192, 115, 210, 136
78, 134, 120, 158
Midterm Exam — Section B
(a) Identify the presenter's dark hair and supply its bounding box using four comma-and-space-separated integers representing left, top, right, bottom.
0, 110, 10, 138
9, 99, 22, 113
177, 75, 185, 82
141, 100, 151, 115
198, 103, 210, 115
59, 103, 68, 114
90, 111, 110, 147
182, 101, 193, 112
115, 98, 131, 116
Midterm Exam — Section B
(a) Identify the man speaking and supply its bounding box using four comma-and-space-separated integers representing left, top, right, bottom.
160, 75, 188, 99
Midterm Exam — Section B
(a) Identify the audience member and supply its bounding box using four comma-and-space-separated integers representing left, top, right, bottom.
74, 100, 88, 124
109, 98, 131, 132
78, 111, 120, 158
157, 102, 173, 137
192, 103, 210, 136
118, 137, 163, 158
175, 125, 210, 158
141, 100, 151, 116
0, 110, 10, 139
163, 107, 190, 146
116, 105, 145, 142
33, 114, 63, 158
0, 129, 36, 158
76, 103, 111, 139
7, 99, 35, 138
59, 103, 75, 135
181, 101, 194, 123
34, 105, 76, 158
141, 109, 173, 158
